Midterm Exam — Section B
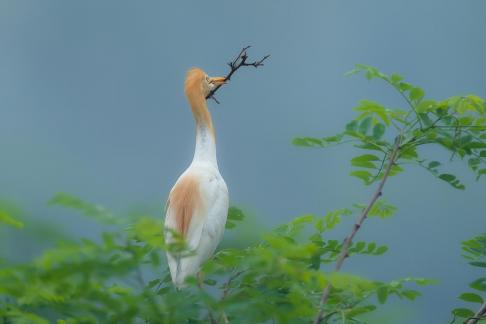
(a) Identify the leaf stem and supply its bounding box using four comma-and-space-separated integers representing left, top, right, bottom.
383, 78, 423, 129
220, 270, 245, 323
371, 153, 388, 183
313, 135, 402, 324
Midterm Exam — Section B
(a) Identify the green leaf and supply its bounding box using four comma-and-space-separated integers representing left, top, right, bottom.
49, 192, 117, 224
426, 161, 440, 169
399, 146, 418, 160
439, 173, 455, 182
477, 169, 486, 180
354, 241, 366, 252
470, 278, 486, 292
390, 163, 404, 176
409, 87, 424, 103
374, 246, 389, 255
468, 157, 481, 171
416, 100, 437, 113
402, 290, 421, 300
345, 305, 377, 318
0, 211, 24, 228
347, 64, 387, 80
228, 206, 245, 221
317, 209, 352, 232
225, 222, 236, 229
470, 261, 486, 268
372, 123, 386, 140
399, 82, 413, 92
465, 142, 486, 149
438, 174, 465, 190
367, 242, 376, 253
354, 100, 391, 126
369, 199, 397, 218
358, 116, 373, 134
132, 217, 165, 248
390, 73, 403, 85
351, 154, 380, 169
108, 285, 132, 295
350, 170, 373, 185
459, 292, 484, 304
452, 308, 475, 318
292, 137, 323, 148
346, 120, 358, 132
377, 286, 388, 304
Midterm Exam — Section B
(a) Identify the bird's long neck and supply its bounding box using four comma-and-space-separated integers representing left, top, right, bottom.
187, 91, 218, 167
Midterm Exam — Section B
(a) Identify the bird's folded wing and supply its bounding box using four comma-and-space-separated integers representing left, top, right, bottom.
164, 172, 207, 252
165, 171, 228, 253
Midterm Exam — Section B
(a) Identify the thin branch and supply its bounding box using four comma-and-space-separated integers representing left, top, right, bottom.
221, 270, 245, 301
196, 273, 218, 324
383, 79, 423, 129
313, 135, 403, 324
220, 270, 246, 323
466, 301, 486, 324
206, 46, 270, 103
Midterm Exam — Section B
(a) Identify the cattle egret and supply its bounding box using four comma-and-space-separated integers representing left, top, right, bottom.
164, 68, 229, 288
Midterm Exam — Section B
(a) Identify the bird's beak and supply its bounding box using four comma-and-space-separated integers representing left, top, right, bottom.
209, 76, 227, 86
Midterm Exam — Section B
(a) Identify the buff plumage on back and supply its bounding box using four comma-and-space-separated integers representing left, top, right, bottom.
167, 174, 202, 236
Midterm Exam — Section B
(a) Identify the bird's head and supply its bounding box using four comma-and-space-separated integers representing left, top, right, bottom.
184, 68, 226, 98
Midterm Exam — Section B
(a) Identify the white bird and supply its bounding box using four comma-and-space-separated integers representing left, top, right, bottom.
164, 68, 229, 288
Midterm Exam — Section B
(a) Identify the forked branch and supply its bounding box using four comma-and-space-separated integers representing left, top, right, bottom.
313, 135, 403, 324
206, 46, 270, 104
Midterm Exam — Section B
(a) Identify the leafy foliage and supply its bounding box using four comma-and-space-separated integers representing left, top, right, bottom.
0, 197, 432, 323
1, 64, 484, 323
451, 234, 486, 323
295, 64, 486, 189
293, 64, 485, 322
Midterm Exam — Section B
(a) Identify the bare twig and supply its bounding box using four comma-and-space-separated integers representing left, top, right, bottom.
466, 301, 486, 324
206, 46, 270, 103
313, 135, 403, 324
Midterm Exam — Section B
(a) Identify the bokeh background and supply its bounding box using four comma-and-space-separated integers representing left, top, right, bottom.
1, 1, 485, 323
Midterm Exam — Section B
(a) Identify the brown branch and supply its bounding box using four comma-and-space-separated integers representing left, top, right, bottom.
313, 135, 403, 324
206, 46, 270, 103
466, 301, 486, 324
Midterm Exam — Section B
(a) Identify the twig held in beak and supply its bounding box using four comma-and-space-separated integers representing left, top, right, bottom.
206, 46, 270, 103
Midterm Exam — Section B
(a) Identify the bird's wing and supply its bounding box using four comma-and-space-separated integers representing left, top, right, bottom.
165, 171, 205, 250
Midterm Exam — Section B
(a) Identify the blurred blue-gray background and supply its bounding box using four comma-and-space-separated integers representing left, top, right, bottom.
1, 1, 485, 322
